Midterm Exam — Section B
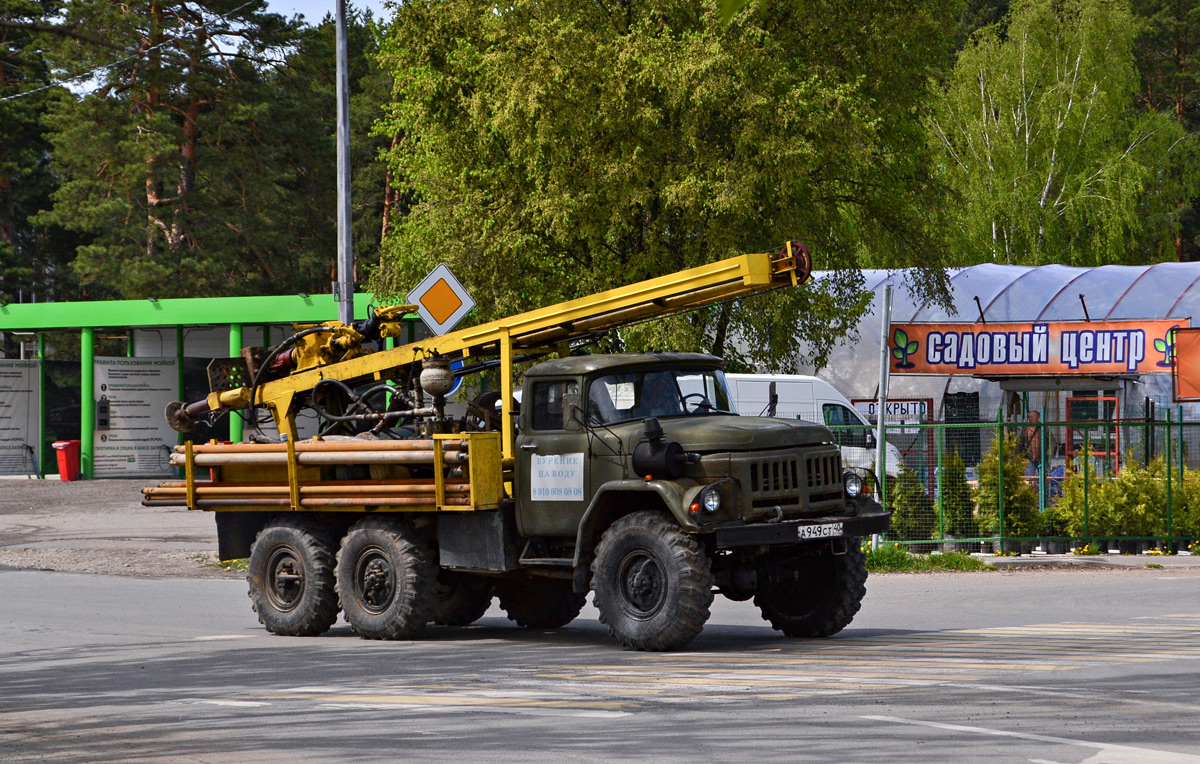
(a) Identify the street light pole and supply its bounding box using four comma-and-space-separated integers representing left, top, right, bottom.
334, 0, 354, 326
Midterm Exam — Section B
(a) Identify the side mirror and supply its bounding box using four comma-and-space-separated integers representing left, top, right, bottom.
562, 393, 583, 431
865, 431, 877, 449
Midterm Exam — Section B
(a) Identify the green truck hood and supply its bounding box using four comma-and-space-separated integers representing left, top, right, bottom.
621, 414, 834, 453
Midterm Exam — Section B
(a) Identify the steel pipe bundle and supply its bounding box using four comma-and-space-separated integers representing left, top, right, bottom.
169, 450, 469, 466
175, 439, 463, 454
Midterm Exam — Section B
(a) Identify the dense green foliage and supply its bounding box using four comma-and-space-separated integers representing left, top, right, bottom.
2, 1, 391, 302
371, 0, 960, 368
931, 0, 1200, 266
864, 543, 995, 572
0, 0, 81, 304
939, 447, 979, 539
1054, 459, 1200, 538
2, 0, 1198, 354
887, 464, 937, 541
975, 432, 1041, 537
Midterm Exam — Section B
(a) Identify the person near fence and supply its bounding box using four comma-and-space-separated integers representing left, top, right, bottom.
1022, 411, 1042, 476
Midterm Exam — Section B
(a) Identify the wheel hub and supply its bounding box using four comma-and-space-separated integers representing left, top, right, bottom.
619, 553, 666, 618
266, 548, 305, 612
356, 548, 396, 613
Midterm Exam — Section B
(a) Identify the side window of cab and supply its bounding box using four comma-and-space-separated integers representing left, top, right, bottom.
531, 380, 580, 431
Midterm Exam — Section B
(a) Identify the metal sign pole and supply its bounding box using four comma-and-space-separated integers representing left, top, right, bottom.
334, 0, 354, 326
873, 284, 893, 549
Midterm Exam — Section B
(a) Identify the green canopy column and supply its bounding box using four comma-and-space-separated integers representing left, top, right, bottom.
81, 327, 94, 479
37, 333, 46, 478
229, 324, 243, 443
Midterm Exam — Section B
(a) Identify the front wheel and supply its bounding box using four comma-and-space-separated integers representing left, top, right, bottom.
591, 511, 714, 651
754, 539, 867, 638
247, 517, 340, 636
336, 516, 437, 640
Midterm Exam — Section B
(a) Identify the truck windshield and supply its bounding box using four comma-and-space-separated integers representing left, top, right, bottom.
586, 368, 734, 425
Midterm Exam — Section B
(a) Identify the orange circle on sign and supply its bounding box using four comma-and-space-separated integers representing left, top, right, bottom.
420, 278, 464, 325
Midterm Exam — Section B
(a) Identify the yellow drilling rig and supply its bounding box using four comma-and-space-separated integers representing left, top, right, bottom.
145, 243, 888, 651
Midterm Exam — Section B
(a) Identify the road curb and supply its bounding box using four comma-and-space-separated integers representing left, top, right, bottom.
983, 555, 1199, 570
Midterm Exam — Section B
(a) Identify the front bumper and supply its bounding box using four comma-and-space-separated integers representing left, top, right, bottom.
712, 509, 891, 548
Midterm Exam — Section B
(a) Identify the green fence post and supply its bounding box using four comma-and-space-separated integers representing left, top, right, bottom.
229, 323, 243, 443
1179, 405, 1186, 485
176, 326, 185, 400
998, 412, 1006, 553
37, 333, 46, 478
1166, 410, 1174, 540
936, 423, 944, 540
1083, 429, 1090, 540
1039, 405, 1047, 514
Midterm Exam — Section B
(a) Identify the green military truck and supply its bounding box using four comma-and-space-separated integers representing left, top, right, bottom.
144, 248, 889, 651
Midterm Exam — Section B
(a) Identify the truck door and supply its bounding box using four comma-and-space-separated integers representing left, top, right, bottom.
514, 378, 589, 538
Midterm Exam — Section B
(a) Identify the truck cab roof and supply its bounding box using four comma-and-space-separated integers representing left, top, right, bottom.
525, 352, 724, 378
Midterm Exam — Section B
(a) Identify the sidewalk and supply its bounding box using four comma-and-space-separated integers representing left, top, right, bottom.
984, 552, 1200, 569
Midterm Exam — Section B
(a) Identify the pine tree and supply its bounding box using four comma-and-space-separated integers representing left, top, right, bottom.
887, 463, 936, 541
939, 447, 978, 539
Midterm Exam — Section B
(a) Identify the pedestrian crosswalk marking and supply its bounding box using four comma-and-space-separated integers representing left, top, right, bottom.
238, 620, 1198, 715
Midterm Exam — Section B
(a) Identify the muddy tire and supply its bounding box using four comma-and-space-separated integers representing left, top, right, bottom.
336, 516, 437, 640
247, 516, 340, 636
496, 575, 585, 629
430, 571, 494, 626
591, 511, 714, 651
754, 539, 867, 638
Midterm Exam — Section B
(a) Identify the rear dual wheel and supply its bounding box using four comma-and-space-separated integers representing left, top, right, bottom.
430, 571, 494, 626
497, 575, 586, 629
336, 516, 438, 640
247, 517, 340, 636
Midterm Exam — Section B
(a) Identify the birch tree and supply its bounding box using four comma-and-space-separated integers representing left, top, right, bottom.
930, 0, 1199, 266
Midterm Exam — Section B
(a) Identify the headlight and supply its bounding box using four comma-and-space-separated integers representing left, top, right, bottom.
843, 471, 863, 497
701, 486, 722, 513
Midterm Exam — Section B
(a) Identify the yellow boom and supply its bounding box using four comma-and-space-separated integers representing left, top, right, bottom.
181, 243, 811, 460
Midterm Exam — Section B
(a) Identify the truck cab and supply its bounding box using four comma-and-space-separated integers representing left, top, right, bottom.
508, 353, 889, 650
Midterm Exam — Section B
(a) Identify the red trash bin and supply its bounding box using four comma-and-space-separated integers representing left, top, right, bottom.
52, 440, 82, 482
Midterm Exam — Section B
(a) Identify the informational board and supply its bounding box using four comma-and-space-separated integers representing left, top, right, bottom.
93, 357, 178, 477
1172, 327, 1200, 401
530, 452, 584, 501
889, 320, 1187, 375
851, 398, 932, 434
0, 360, 40, 476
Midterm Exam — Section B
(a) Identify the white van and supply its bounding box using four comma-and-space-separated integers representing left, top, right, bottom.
725, 374, 903, 478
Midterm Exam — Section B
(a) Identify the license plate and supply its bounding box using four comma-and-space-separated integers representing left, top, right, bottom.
797, 522, 843, 540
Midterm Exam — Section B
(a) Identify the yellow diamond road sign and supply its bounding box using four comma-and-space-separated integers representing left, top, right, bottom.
406, 264, 476, 335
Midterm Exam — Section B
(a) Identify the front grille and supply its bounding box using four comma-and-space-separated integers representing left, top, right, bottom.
806, 453, 839, 491
750, 457, 800, 494
729, 447, 844, 517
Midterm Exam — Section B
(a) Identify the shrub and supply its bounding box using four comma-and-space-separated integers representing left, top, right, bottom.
886, 463, 935, 541
938, 447, 978, 539
1054, 459, 1193, 538
975, 432, 1040, 538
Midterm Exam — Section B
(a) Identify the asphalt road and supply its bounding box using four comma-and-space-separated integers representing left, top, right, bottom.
2, 567, 1198, 764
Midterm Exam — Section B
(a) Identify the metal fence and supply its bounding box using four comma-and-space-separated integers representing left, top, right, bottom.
830, 413, 1200, 554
